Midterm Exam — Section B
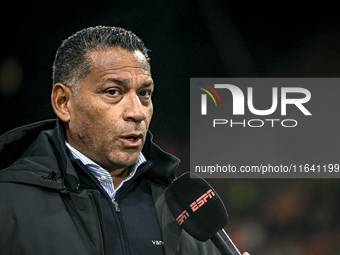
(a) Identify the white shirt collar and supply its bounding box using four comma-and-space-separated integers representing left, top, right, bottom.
65, 141, 146, 198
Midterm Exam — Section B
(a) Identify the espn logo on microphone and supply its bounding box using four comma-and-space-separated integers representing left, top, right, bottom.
175, 189, 215, 226
190, 189, 215, 212
176, 210, 189, 226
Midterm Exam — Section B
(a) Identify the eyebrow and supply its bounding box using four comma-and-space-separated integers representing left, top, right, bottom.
105, 78, 154, 88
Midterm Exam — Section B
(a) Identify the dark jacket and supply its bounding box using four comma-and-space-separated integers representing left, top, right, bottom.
0, 119, 219, 255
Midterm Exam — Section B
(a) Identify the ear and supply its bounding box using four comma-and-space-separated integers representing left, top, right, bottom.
51, 83, 73, 122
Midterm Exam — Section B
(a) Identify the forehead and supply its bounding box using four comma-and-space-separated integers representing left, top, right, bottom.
87, 48, 151, 75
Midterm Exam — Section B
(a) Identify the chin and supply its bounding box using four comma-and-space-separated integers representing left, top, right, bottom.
110, 152, 141, 168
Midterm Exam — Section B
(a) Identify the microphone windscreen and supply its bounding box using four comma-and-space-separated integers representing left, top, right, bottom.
164, 172, 229, 241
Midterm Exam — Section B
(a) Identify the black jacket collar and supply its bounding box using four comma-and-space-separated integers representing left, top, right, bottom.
0, 118, 180, 190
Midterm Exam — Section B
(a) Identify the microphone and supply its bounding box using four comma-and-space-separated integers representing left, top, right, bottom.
164, 172, 241, 255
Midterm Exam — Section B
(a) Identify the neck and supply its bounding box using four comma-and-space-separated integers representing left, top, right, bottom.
110, 166, 130, 189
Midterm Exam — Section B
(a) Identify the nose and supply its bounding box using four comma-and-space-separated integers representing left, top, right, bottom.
123, 92, 147, 122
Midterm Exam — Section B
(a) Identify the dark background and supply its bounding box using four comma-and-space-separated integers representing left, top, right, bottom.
1, 1, 340, 254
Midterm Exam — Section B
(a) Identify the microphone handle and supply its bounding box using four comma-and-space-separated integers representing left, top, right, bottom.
210, 229, 241, 255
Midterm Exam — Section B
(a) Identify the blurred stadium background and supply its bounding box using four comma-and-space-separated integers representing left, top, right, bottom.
1, 1, 340, 254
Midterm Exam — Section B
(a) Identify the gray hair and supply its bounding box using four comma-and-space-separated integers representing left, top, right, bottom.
52, 26, 150, 94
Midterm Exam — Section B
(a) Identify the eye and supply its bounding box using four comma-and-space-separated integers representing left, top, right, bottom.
139, 90, 152, 97
106, 89, 119, 96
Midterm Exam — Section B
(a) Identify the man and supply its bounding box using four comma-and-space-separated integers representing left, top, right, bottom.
0, 26, 249, 255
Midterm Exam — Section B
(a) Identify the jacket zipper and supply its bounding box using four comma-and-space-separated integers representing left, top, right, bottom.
76, 160, 135, 255
112, 197, 120, 212
77, 160, 153, 255
110, 196, 131, 254
111, 162, 153, 254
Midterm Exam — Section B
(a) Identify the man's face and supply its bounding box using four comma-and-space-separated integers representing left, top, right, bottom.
66, 47, 153, 172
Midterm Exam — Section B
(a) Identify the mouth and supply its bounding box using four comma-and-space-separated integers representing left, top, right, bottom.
120, 133, 143, 147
